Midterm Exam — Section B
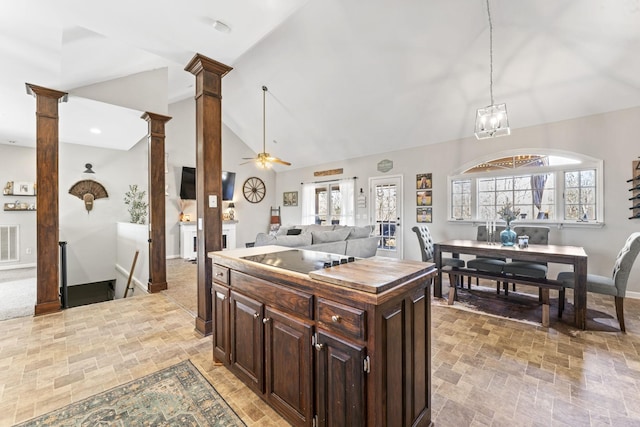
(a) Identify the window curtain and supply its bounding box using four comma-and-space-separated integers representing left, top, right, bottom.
301, 183, 316, 225
531, 158, 549, 213
339, 178, 355, 225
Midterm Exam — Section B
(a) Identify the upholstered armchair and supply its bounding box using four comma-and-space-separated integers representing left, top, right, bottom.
411, 225, 465, 289
557, 232, 640, 332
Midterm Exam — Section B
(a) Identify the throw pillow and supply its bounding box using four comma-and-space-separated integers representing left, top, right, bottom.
287, 228, 302, 235
348, 225, 374, 239
312, 228, 351, 244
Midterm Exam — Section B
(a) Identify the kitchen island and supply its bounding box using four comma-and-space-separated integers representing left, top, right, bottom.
209, 245, 436, 427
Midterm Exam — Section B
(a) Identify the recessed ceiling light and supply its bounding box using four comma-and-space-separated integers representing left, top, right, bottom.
90, 128, 101, 134
8, 140, 16, 144
212, 20, 231, 34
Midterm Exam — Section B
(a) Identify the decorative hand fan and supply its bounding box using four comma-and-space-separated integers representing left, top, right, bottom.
69, 179, 108, 212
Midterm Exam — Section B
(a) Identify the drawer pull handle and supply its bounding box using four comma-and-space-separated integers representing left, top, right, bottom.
253, 313, 260, 319
215, 272, 224, 277
331, 315, 341, 323
315, 343, 324, 351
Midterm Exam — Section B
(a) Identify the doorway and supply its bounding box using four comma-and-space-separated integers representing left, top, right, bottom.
369, 175, 403, 259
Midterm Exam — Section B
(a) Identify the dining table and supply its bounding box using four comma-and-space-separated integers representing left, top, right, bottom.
433, 239, 588, 330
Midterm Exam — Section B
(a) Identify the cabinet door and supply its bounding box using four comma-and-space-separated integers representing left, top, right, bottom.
316, 331, 366, 427
230, 290, 264, 393
264, 307, 313, 426
212, 283, 229, 363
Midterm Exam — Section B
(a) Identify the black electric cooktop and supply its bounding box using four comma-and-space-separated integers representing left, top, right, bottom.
241, 249, 356, 274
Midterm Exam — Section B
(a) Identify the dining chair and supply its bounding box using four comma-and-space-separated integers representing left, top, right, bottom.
411, 225, 465, 289
466, 225, 506, 292
556, 232, 640, 332
502, 226, 551, 295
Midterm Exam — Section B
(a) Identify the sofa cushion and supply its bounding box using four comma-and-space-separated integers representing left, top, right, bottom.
345, 236, 379, 258
255, 232, 312, 247
302, 241, 347, 255
276, 226, 291, 236
312, 228, 351, 244
348, 225, 374, 239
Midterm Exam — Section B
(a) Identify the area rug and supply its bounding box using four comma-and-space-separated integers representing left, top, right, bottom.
435, 282, 621, 332
15, 360, 246, 427
0, 277, 35, 321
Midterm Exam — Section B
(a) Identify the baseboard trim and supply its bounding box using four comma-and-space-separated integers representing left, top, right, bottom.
626, 290, 640, 300
0, 263, 36, 271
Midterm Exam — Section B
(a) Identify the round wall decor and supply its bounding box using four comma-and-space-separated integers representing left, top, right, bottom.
243, 177, 266, 203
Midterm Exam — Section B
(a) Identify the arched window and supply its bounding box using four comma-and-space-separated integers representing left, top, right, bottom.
449, 150, 603, 225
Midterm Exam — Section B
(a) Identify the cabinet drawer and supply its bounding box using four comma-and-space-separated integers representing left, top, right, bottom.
232, 271, 313, 319
316, 298, 366, 341
212, 264, 229, 285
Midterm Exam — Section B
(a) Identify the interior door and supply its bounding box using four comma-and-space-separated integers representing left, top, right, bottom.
369, 175, 403, 259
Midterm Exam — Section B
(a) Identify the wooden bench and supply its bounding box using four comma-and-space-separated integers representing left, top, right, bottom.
442, 267, 563, 327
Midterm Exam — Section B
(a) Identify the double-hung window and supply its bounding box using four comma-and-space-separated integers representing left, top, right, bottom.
449, 151, 603, 225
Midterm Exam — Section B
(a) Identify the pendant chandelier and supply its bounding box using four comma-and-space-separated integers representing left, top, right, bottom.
474, 0, 510, 139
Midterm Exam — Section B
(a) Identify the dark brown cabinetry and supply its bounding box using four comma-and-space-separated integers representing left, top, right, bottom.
265, 307, 314, 424
212, 282, 229, 363
229, 290, 264, 393
315, 331, 366, 427
210, 251, 435, 427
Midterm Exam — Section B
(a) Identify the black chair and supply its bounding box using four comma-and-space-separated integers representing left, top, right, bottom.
411, 225, 465, 289
501, 226, 551, 295
466, 225, 506, 292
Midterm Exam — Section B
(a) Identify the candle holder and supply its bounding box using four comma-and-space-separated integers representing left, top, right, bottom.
487, 230, 495, 245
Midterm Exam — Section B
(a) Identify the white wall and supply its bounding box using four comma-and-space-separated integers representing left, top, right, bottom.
0, 138, 146, 286
0, 144, 36, 266
59, 138, 148, 286
275, 106, 640, 295
165, 98, 277, 255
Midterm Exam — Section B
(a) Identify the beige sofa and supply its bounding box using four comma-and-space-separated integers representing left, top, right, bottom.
254, 224, 379, 258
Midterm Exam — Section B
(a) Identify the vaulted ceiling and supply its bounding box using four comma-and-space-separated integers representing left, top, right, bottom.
1, 0, 639, 169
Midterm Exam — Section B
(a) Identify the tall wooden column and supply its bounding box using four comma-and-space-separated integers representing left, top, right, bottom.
185, 54, 232, 335
142, 112, 172, 293
26, 83, 68, 316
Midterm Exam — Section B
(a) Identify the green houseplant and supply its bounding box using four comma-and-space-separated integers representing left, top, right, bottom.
124, 184, 148, 224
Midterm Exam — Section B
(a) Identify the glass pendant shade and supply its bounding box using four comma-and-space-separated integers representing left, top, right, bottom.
475, 103, 510, 139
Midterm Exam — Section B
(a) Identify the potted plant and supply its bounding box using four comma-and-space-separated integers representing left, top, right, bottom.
124, 184, 148, 224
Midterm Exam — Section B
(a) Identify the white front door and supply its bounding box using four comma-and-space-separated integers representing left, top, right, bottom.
369, 175, 403, 259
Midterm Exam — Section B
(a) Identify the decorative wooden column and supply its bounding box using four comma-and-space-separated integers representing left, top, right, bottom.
26, 83, 68, 316
142, 112, 172, 293
185, 54, 233, 335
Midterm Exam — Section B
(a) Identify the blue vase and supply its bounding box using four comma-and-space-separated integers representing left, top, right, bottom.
500, 224, 517, 246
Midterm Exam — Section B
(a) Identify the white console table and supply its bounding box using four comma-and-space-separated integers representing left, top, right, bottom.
179, 221, 237, 260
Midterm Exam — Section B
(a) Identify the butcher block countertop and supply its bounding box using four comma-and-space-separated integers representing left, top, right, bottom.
209, 246, 435, 294
308, 256, 434, 293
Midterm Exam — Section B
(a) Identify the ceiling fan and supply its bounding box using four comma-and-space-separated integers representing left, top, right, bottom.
241, 85, 291, 168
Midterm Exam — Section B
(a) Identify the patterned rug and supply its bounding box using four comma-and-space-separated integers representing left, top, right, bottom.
15, 360, 246, 427
436, 282, 621, 332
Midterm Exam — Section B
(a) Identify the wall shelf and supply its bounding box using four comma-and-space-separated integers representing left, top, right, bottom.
3, 180, 36, 196
4, 203, 36, 211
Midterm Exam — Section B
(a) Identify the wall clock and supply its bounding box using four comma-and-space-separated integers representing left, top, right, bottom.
243, 177, 266, 203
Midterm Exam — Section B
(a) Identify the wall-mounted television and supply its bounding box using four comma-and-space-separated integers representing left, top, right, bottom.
179, 167, 236, 201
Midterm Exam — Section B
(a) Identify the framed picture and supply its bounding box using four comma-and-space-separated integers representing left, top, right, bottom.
3, 181, 13, 195
417, 207, 432, 223
416, 173, 432, 189
14, 181, 34, 195
283, 191, 298, 207
417, 190, 432, 206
